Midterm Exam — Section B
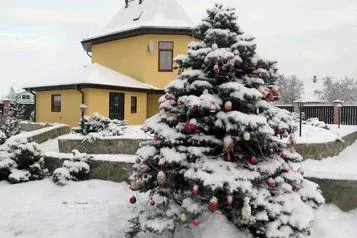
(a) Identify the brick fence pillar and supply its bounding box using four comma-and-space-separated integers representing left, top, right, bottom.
293, 101, 300, 114
3, 99, 11, 116
333, 100, 343, 125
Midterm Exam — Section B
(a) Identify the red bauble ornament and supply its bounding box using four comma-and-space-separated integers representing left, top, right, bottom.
293, 185, 301, 191
281, 153, 288, 160
273, 67, 278, 73
194, 167, 198, 172
156, 140, 161, 148
193, 219, 200, 227
193, 185, 199, 198
267, 178, 275, 188
185, 119, 197, 133
283, 167, 290, 173
227, 195, 233, 206
266, 93, 274, 101
150, 199, 155, 206
193, 104, 199, 111
275, 127, 282, 134
130, 196, 137, 204
249, 156, 257, 165
272, 86, 280, 96
208, 197, 218, 212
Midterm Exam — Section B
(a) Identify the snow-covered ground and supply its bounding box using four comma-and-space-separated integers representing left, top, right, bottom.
0, 179, 356, 238
298, 140, 357, 180
296, 125, 357, 144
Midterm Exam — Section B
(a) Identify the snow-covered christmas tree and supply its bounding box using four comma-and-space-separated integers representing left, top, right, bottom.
128, 4, 324, 237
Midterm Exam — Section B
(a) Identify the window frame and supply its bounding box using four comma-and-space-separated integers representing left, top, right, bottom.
131, 96, 137, 114
158, 41, 174, 72
51, 94, 62, 112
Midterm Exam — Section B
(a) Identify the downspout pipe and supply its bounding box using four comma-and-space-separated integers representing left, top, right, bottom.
76, 85, 85, 104
29, 91, 36, 122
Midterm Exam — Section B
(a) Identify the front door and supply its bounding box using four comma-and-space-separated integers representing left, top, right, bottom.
109, 92, 125, 120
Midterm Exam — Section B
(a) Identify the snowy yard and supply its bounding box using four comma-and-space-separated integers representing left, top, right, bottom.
0, 179, 356, 238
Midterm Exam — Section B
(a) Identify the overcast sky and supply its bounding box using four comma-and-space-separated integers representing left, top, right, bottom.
0, 0, 356, 97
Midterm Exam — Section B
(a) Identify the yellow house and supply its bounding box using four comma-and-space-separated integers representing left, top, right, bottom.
25, 0, 194, 127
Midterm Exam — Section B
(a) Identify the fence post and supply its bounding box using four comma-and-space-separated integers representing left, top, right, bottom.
333, 100, 342, 125
3, 99, 11, 116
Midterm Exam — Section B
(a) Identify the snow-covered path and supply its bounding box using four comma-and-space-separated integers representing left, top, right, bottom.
0, 179, 356, 238
299, 140, 357, 180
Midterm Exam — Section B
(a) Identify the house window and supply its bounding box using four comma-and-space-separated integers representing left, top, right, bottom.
51, 94, 61, 112
158, 41, 173, 71
22, 95, 30, 100
131, 96, 137, 113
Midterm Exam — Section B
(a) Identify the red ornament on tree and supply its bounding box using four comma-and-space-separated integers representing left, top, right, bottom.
293, 185, 301, 191
275, 127, 282, 135
193, 219, 200, 227
226, 150, 232, 161
224, 101, 232, 111
273, 67, 278, 73
249, 156, 257, 165
185, 119, 197, 133
227, 195, 233, 206
283, 167, 290, 173
129, 196, 137, 204
281, 153, 288, 160
214, 64, 220, 78
193, 104, 199, 111
193, 185, 199, 198
267, 178, 275, 188
150, 199, 155, 206
156, 140, 161, 148
208, 197, 218, 212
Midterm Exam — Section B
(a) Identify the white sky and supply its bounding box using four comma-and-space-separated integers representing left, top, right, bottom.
0, 0, 356, 97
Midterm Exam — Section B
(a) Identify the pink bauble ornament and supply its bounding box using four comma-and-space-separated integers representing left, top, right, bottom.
193, 185, 199, 197
185, 119, 197, 133
150, 199, 155, 206
283, 167, 290, 173
281, 153, 288, 160
227, 195, 233, 206
209, 104, 216, 113
193, 219, 200, 227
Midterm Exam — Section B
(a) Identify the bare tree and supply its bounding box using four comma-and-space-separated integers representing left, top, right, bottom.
315, 77, 357, 103
276, 74, 304, 104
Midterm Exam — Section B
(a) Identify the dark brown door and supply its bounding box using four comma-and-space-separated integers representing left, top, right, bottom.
109, 92, 125, 120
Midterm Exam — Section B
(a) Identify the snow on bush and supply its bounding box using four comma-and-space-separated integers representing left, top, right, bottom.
75, 113, 126, 137
52, 150, 92, 186
304, 118, 330, 130
53, 168, 71, 186
0, 115, 21, 139
0, 131, 6, 145
0, 138, 48, 184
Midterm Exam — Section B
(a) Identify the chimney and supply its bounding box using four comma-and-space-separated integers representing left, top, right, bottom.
313, 75, 317, 83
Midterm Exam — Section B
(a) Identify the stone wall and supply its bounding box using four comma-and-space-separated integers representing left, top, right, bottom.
307, 177, 357, 211
58, 138, 147, 154
44, 155, 133, 183
27, 125, 71, 144
295, 131, 357, 159
20, 122, 51, 132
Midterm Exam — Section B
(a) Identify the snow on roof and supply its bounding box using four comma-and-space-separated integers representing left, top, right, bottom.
83, 0, 193, 41
302, 76, 325, 102
25, 63, 160, 91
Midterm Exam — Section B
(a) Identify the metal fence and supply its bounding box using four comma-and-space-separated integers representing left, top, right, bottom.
275, 105, 294, 113
341, 106, 357, 125
303, 105, 334, 124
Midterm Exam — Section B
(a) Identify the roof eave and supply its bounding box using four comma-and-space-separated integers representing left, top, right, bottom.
81, 26, 194, 52
24, 83, 165, 94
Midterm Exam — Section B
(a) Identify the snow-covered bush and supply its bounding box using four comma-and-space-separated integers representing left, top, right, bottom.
304, 117, 330, 130
3, 138, 48, 183
74, 113, 126, 137
52, 150, 92, 186
0, 115, 21, 139
0, 158, 16, 180
0, 131, 6, 145
53, 168, 71, 186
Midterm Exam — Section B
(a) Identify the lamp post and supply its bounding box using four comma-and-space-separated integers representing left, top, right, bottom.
297, 101, 305, 137
80, 104, 87, 133
337, 102, 342, 129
